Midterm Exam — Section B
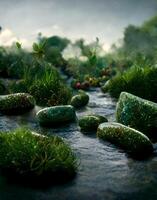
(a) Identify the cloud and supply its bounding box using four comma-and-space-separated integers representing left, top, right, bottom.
0, 28, 30, 48
0, 29, 17, 46
102, 43, 111, 52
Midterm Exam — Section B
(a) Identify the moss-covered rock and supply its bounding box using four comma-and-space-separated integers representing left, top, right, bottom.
36, 105, 76, 126
79, 114, 108, 132
0, 93, 35, 114
70, 90, 89, 108
116, 92, 157, 139
97, 122, 153, 157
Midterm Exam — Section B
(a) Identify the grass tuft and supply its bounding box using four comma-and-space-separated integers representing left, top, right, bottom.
103, 65, 157, 102
0, 128, 77, 184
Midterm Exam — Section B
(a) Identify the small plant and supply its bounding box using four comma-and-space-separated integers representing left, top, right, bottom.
32, 40, 46, 59
0, 128, 77, 183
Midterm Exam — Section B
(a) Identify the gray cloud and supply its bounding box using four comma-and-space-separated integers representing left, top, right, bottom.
0, 0, 157, 47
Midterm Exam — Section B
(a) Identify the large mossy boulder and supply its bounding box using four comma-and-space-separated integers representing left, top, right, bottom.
79, 115, 108, 132
0, 93, 35, 114
97, 122, 153, 157
70, 90, 89, 108
116, 92, 157, 139
36, 105, 76, 126
0, 128, 77, 184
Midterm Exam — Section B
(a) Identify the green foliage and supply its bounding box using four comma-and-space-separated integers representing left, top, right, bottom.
16, 42, 22, 50
28, 68, 72, 106
32, 40, 46, 59
38, 36, 70, 67
119, 15, 157, 63
9, 80, 28, 93
64, 38, 108, 81
6, 43, 72, 106
0, 128, 77, 179
104, 65, 157, 102
9, 65, 72, 106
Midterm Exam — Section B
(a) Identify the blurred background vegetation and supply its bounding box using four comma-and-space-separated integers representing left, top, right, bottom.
0, 14, 157, 104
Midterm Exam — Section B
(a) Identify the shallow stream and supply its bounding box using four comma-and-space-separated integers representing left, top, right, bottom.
0, 88, 157, 200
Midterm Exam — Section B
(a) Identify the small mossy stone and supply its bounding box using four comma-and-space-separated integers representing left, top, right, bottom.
36, 105, 76, 126
116, 92, 157, 139
0, 93, 35, 114
97, 122, 153, 157
71, 92, 89, 108
79, 115, 108, 132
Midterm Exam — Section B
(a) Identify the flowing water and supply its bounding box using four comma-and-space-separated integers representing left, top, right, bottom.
0, 88, 157, 200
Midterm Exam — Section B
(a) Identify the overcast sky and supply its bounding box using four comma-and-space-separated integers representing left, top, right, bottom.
0, 0, 157, 49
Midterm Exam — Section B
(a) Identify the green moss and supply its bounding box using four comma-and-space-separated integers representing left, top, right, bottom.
0, 93, 35, 114
97, 122, 153, 157
36, 105, 76, 126
116, 92, 157, 139
79, 115, 108, 132
0, 128, 77, 183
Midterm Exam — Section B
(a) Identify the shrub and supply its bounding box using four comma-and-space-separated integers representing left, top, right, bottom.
0, 128, 77, 183
9, 80, 28, 93
103, 65, 157, 102
8, 63, 72, 106
29, 69, 72, 106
